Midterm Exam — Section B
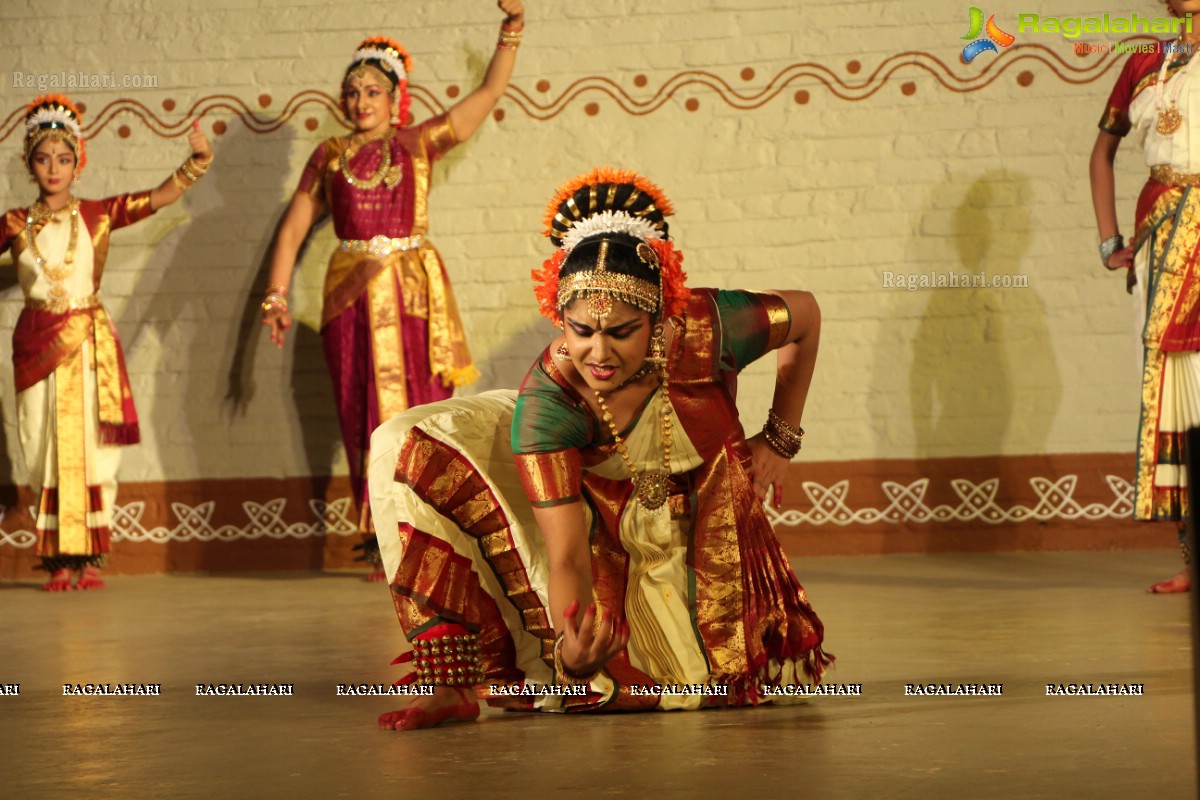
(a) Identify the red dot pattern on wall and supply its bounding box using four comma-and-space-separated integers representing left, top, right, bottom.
0, 51, 1122, 143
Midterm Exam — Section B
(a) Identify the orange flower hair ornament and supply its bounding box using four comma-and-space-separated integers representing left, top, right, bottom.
533, 167, 688, 323
23, 94, 87, 173
346, 36, 414, 126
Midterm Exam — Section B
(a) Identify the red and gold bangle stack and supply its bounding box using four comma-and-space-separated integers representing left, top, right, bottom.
410, 624, 485, 687
762, 408, 804, 459
261, 284, 288, 314
497, 22, 523, 50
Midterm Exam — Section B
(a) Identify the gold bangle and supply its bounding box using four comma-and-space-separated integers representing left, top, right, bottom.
762, 410, 802, 460
179, 156, 210, 187
766, 409, 804, 446
553, 632, 597, 686
261, 293, 288, 313
762, 432, 799, 460
172, 168, 196, 191
498, 27, 523, 49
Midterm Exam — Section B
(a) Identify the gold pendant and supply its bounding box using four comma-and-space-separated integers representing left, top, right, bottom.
383, 163, 403, 190
586, 291, 613, 322
1158, 104, 1184, 137
635, 471, 670, 510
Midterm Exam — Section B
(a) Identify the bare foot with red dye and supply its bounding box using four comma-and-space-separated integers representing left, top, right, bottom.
378, 686, 479, 731
366, 568, 386, 583
1148, 568, 1190, 593
75, 566, 105, 590
42, 568, 73, 592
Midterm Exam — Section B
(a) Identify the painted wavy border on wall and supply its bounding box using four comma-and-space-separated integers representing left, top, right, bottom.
0, 42, 1130, 140
0, 473, 1135, 548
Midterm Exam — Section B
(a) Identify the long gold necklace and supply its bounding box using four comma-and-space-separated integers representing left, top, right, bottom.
593, 369, 673, 510
340, 129, 402, 190
25, 198, 80, 306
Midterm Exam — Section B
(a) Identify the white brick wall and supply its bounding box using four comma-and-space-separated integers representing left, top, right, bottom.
0, 0, 1155, 483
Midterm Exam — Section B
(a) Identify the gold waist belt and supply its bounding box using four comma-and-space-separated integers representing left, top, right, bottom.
1150, 165, 1200, 186
340, 234, 423, 258
25, 293, 99, 313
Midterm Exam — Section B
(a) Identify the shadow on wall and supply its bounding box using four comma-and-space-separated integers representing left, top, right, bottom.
467, 316, 558, 394
128, 122, 341, 571
870, 170, 1061, 551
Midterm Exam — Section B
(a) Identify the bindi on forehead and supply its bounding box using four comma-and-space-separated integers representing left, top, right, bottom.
345, 78, 388, 90
33, 138, 76, 158
566, 312, 644, 332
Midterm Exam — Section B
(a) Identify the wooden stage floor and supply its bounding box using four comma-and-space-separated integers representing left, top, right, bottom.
0, 550, 1194, 799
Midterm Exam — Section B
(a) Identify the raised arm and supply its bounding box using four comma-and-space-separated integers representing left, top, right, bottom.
149, 122, 213, 211
446, 0, 525, 142
746, 289, 820, 506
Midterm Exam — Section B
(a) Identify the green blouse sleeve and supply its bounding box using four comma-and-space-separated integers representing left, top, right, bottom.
714, 289, 792, 373
511, 357, 593, 455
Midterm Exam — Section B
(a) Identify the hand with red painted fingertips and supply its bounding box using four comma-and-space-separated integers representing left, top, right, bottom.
186, 118, 212, 162
262, 305, 292, 349
559, 598, 629, 679
498, 0, 524, 30
745, 431, 789, 508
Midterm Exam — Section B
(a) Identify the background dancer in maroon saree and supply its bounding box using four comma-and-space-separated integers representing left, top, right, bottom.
0, 95, 212, 591
1089, 1, 1200, 593
262, 1, 525, 581
369, 167, 830, 731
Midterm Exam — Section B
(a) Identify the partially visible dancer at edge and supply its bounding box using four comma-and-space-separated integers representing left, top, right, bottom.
368, 167, 831, 731
0, 94, 213, 591
261, 0, 525, 582
1089, 1, 1200, 592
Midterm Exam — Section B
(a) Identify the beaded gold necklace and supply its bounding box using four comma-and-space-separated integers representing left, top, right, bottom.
593, 368, 673, 510
340, 129, 402, 190
25, 198, 79, 305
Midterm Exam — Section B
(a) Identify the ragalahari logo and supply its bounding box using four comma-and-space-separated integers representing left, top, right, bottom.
962, 7, 1016, 62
